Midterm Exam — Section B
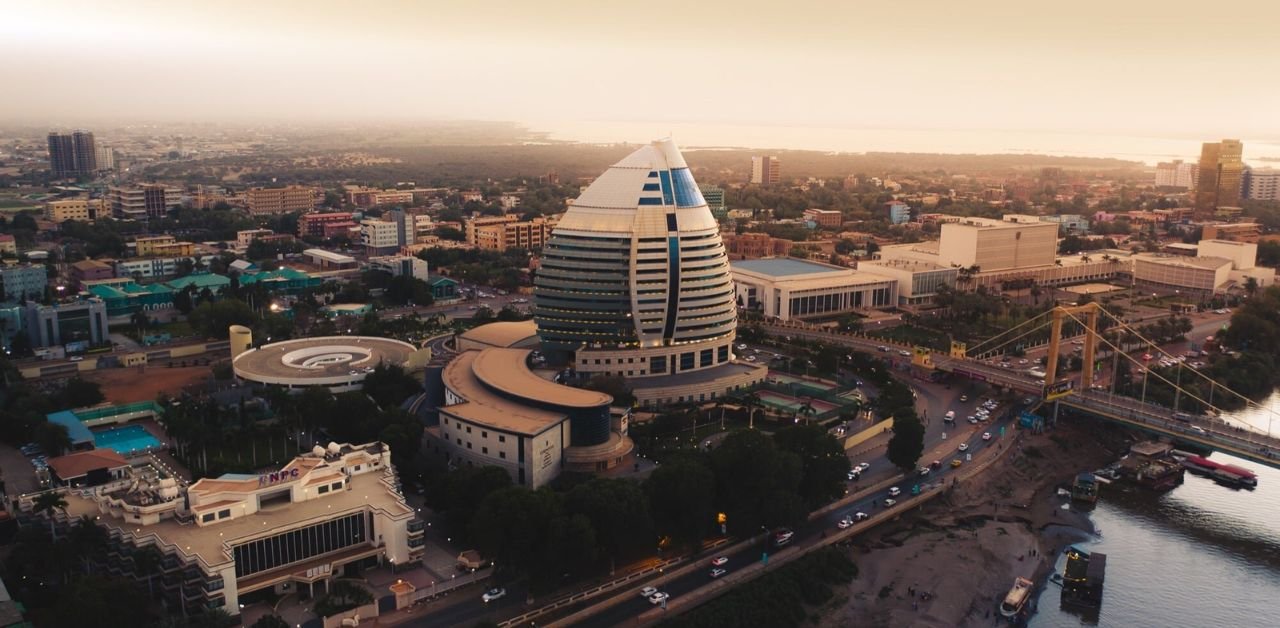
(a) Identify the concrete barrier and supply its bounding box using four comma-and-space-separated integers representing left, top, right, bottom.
842, 418, 893, 450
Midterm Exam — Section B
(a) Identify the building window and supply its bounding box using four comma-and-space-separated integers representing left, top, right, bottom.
651, 356, 666, 373
482, 447, 488, 455
466, 426, 471, 434
481, 431, 487, 439
231, 511, 367, 578
456, 438, 462, 445
467, 442, 472, 449
332, 482, 343, 491
680, 352, 695, 370
201, 513, 214, 523
318, 485, 329, 494
700, 349, 713, 367
218, 509, 231, 519
498, 435, 506, 443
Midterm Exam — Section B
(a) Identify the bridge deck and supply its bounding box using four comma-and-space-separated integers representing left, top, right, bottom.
756, 321, 1280, 471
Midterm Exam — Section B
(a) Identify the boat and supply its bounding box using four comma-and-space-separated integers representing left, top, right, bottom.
1181, 455, 1258, 488
1071, 473, 1099, 503
999, 577, 1034, 618
1060, 546, 1106, 610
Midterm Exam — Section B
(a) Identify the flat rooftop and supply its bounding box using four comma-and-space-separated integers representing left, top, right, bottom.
731, 258, 850, 277
233, 336, 417, 381
62, 465, 410, 571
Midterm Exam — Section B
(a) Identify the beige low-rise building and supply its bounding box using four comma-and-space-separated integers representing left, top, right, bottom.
435, 347, 633, 488
465, 215, 553, 252
43, 197, 106, 222
29, 441, 423, 619
730, 257, 897, 320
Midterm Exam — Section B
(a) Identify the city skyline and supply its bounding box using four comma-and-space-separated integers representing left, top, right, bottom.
5, 0, 1280, 147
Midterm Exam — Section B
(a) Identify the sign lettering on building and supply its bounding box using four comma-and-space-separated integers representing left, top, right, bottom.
259, 467, 301, 486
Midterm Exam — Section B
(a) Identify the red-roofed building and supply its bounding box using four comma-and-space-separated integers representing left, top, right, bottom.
47, 449, 131, 487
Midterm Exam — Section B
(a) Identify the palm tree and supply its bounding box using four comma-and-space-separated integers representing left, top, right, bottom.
133, 546, 162, 599
796, 400, 817, 425
33, 490, 68, 540
742, 392, 762, 430
1244, 276, 1259, 296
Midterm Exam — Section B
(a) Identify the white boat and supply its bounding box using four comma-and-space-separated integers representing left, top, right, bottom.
999, 577, 1034, 618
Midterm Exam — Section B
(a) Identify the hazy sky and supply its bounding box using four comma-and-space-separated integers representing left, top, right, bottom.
4, 0, 1279, 141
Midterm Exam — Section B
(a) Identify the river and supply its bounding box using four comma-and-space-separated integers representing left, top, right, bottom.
1030, 391, 1280, 627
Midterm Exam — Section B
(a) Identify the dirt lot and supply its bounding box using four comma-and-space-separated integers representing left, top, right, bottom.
85, 364, 212, 404
819, 421, 1132, 628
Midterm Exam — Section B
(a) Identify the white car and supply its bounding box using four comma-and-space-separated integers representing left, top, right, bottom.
482, 588, 507, 603
857, 462, 871, 471
711, 556, 728, 567
884, 498, 898, 507
982, 432, 992, 441
958, 443, 969, 452
888, 486, 901, 497
648, 592, 670, 605
736, 343, 747, 350
746, 355, 757, 362
640, 586, 659, 598
709, 568, 727, 578
854, 511, 869, 521
917, 467, 931, 476
837, 516, 853, 529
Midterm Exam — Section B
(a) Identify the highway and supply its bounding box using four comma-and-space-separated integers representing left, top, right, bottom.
571, 411, 1017, 627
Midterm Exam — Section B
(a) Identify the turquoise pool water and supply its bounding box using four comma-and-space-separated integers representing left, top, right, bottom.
93, 424, 162, 456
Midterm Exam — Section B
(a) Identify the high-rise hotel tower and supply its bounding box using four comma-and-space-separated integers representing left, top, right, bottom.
534, 139, 764, 403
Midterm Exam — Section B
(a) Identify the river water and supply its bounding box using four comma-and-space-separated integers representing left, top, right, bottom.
1029, 391, 1280, 627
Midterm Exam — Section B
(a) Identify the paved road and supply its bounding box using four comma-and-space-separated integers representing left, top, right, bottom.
575, 413, 1017, 627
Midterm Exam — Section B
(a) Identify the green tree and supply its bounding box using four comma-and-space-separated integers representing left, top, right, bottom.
645, 454, 717, 549
774, 424, 851, 509
886, 411, 926, 471
361, 363, 423, 409
33, 490, 69, 539
61, 377, 105, 408
33, 421, 72, 458
47, 575, 150, 628
580, 375, 635, 407
188, 298, 258, 339
709, 430, 806, 534
566, 478, 654, 572
250, 615, 290, 628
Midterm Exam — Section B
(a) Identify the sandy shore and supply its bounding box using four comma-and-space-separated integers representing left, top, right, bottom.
819, 421, 1131, 628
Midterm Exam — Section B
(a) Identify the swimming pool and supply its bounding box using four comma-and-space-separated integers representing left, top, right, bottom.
93, 424, 162, 456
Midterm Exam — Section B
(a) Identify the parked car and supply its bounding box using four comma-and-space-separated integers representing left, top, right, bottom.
482, 588, 507, 603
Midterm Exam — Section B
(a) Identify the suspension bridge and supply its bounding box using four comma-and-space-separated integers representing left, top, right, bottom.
755, 303, 1280, 471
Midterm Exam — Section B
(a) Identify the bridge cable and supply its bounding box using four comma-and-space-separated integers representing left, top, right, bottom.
1058, 310, 1280, 435
963, 309, 1057, 356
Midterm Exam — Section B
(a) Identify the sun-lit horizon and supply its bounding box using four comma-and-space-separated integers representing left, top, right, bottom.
5, 0, 1280, 151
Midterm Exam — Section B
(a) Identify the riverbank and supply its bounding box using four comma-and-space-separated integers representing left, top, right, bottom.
819, 420, 1132, 627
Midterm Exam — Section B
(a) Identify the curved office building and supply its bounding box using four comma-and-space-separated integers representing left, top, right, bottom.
535, 139, 764, 404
